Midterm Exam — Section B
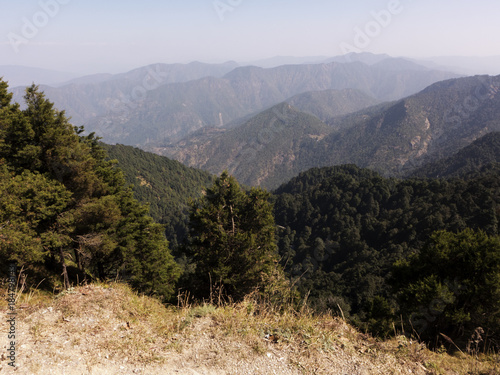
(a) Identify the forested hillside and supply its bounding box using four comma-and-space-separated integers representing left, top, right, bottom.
0, 80, 278, 306
273, 165, 500, 346
319, 75, 500, 176
101, 143, 213, 247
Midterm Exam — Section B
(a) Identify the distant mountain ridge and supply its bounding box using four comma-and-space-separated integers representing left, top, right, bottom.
91, 58, 457, 147
301, 75, 500, 180
287, 88, 379, 122
10, 55, 458, 148
160, 89, 381, 187
161, 75, 500, 189
248, 53, 500, 76
10, 61, 240, 126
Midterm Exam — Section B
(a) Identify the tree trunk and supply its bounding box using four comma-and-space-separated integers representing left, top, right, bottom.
75, 246, 83, 271
59, 247, 70, 290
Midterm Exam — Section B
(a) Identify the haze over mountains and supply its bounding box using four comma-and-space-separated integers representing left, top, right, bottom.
9, 54, 458, 145
4, 53, 500, 86
9, 61, 239, 126
3, 53, 500, 188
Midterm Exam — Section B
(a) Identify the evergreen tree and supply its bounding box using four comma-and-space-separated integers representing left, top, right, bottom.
187, 171, 281, 301
0, 80, 180, 299
0, 166, 71, 273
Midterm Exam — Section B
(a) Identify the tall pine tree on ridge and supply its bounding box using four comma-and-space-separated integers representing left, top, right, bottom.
0, 79, 180, 300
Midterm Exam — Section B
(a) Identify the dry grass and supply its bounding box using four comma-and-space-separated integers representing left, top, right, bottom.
1, 282, 498, 374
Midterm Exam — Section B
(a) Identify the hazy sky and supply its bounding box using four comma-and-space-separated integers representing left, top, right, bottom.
1, 0, 499, 74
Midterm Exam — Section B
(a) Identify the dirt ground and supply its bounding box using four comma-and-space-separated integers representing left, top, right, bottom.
0, 284, 488, 374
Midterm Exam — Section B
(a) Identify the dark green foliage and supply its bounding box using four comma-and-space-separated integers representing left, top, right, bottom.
0, 166, 71, 267
0, 80, 180, 299
186, 172, 281, 301
273, 165, 499, 338
101, 143, 213, 249
114, 189, 181, 300
393, 229, 500, 350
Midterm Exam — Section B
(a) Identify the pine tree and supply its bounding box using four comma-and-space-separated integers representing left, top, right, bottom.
0, 80, 180, 299
0, 166, 71, 272
187, 171, 281, 301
